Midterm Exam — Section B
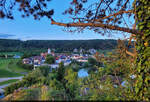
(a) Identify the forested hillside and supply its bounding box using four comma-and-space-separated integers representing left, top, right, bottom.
0, 39, 118, 52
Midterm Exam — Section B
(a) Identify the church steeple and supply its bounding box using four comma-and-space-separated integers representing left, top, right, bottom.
48, 48, 51, 54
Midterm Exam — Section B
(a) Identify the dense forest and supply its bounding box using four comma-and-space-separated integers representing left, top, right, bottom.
0, 39, 118, 53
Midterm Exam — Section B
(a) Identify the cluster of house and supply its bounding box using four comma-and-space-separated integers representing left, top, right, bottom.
73, 48, 97, 55
22, 48, 97, 70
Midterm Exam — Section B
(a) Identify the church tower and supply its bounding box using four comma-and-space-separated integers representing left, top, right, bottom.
48, 48, 51, 54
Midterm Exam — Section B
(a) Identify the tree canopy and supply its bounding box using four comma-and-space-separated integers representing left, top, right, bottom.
0, 0, 53, 20
45, 55, 55, 64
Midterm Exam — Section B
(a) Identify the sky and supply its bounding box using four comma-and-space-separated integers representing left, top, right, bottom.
0, 0, 130, 41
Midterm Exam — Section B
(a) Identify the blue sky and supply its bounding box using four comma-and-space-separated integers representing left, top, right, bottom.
0, 0, 130, 40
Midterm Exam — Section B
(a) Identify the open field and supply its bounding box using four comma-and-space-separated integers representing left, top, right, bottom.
0, 58, 30, 78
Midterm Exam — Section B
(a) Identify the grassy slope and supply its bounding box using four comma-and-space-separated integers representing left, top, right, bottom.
0, 69, 21, 78
0, 58, 30, 78
0, 79, 19, 86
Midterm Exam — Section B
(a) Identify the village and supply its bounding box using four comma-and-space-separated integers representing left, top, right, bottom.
22, 48, 98, 70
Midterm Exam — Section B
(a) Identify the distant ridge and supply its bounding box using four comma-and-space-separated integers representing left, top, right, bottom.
0, 39, 118, 52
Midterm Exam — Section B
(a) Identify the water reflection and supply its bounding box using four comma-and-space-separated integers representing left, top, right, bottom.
0, 92, 4, 99
78, 69, 89, 78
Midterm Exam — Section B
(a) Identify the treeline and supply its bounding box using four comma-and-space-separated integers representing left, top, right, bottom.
0, 39, 117, 51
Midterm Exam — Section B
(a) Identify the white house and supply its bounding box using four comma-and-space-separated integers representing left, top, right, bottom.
89, 49, 96, 54
73, 48, 78, 53
77, 59, 88, 62
50, 64, 59, 72
50, 64, 59, 69
64, 59, 72, 66
56, 59, 62, 64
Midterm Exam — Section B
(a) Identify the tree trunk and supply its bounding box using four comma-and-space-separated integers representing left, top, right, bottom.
134, 0, 150, 100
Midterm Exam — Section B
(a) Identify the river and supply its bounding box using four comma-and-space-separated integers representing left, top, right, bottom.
78, 68, 89, 78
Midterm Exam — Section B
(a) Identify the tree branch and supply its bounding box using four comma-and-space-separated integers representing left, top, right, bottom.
120, 0, 129, 11
126, 50, 136, 57
51, 19, 142, 35
96, 10, 133, 21
93, 0, 104, 22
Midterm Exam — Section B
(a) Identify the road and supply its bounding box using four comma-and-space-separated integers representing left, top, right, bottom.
0, 76, 23, 82
0, 84, 11, 90
0, 76, 23, 93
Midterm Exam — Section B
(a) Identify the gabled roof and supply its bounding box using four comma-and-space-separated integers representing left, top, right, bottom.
33, 56, 42, 60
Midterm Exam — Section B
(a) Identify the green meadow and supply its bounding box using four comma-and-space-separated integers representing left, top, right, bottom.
0, 58, 30, 78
